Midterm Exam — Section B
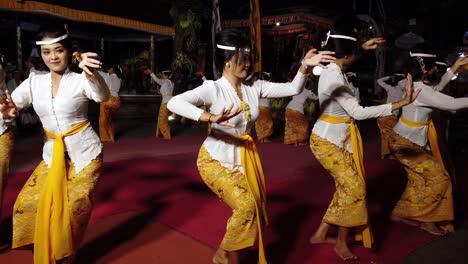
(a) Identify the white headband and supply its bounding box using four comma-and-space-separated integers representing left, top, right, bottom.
216, 44, 250, 52
436, 61, 447, 66
409, 52, 436, 58
36, 34, 69, 45
323, 30, 357, 47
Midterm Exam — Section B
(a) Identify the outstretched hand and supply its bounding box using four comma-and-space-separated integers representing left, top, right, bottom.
303, 48, 336, 68
72, 52, 102, 77
209, 103, 242, 128
361, 38, 385, 50
452, 55, 468, 73
0, 90, 18, 119
402, 74, 421, 104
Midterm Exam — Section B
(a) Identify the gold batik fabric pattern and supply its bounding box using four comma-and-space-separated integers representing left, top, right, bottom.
156, 103, 171, 139
377, 115, 398, 159
255, 106, 273, 141
0, 130, 14, 220
284, 108, 309, 145
310, 133, 368, 227
197, 146, 258, 251
99, 96, 121, 142
12, 155, 102, 251
388, 133, 454, 223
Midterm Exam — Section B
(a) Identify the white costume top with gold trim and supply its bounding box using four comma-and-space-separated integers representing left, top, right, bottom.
394, 81, 468, 147
312, 63, 392, 152
150, 73, 173, 103
10, 70, 110, 173
286, 88, 318, 113
168, 71, 307, 171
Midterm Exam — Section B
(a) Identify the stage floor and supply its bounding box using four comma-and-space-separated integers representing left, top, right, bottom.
1, 119, 467, 263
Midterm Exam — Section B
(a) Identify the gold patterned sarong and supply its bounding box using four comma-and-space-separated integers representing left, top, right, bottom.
310, 133, 369, 227
387, 129, 454, 227
377, 115, 398, 159
255, 106, 273, 141
316, 114, 373, 247
197, 146, 258, 250
99, 96, 121, 143
0, 130, 14, 221
156, 102, 171, 139
198, 133, 268, 264
284, 108, 309, 145
12, 155, 102, 260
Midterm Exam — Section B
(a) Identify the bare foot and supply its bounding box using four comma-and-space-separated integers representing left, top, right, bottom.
390, 214, 420, 227
212, 248, 239, 264
309, 235, 336, 244
334, 243, 358, 261
213, 248, 228, 264
420, 222, 447, 236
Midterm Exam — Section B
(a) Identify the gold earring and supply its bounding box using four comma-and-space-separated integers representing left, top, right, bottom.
226, 63, 230, 68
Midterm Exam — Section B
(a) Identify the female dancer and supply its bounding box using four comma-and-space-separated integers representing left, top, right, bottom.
377, 54, 468, 158
388, 49, 468, 236
376, 73, 407, 158
255, 72, 274, 143
0, 28, 110, 263
283, 82, 318, 146
144, 69, 174, 139
168, 28, 335, 264
308, 29, 419, 261
99, 65, 122, 142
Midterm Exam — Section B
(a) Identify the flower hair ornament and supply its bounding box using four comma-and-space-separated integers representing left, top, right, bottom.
409, 51, 436, 74
72, 52, 81, 65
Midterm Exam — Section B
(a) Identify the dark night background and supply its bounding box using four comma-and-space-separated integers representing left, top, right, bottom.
28, 0, 467, 50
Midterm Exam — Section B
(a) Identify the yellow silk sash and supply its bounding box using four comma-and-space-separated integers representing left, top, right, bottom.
36, 121, 90, 264
318, 114, 373, 248
213, 133, 268, 264
400, 115, 444, 167
162, 93, 172, 98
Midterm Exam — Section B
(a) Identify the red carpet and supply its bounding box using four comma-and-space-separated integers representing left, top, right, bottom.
1, 122, 466, 263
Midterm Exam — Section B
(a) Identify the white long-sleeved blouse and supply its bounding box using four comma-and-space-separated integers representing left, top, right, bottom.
10, 70, 110, 173
286, 88, 318, 113
98, 71, 121, 97
377, 76, 406, 116
150, 73, 174, 103
168, 71, 307, 171
393, 81, 468, 147
377, 76, 405, 103
433, 69, 456, 92
312, 63, 392, 152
